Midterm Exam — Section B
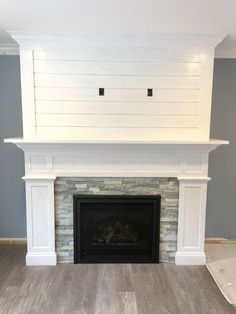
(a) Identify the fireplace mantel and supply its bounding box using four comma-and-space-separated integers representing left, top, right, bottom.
5, 138, 227, 178
5, 32, 228, 266
5, 137, 228, 266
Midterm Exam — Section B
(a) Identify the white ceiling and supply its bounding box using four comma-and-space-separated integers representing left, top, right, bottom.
0, 0, 236, 57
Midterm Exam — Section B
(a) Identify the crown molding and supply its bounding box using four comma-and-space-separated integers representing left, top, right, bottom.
8, 31, 226, 50
0, 43, 19, 55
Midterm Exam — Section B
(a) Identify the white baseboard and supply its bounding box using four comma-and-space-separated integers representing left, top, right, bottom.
175, 252, 206, 265
26, 253, 57, 266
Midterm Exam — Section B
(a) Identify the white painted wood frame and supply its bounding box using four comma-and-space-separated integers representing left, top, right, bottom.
10, 32, 225, 142
5, 32, 228, 266
175, 177, 210, 265
5, 139, 228, 266
23, 176, 56, 265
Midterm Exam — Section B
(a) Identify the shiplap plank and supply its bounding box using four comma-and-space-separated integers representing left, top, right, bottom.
36, 113, 198, 128
35, 87, 199, 102
31, 41, 205, 140
36, 101, 198, 115
33, 48, 202, 62
36, 126, 201, 140
34, 74, 200, 89
34, 60, 201, 76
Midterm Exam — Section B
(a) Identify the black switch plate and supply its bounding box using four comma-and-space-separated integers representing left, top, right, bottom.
147, 88, 153, 97
99, 88, 105, 96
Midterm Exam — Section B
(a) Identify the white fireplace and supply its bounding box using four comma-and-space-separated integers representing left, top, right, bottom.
5, 32, 228, 266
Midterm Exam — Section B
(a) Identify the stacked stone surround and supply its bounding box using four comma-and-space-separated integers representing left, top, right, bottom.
55, 177, 179, 263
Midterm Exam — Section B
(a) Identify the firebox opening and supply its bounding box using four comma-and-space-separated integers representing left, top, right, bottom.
73, 195, 160, 263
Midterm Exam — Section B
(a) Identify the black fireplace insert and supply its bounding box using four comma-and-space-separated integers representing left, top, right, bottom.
73, 195, 160, 263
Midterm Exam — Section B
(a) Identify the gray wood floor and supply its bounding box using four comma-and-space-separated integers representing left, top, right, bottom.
0, 245, 235, 314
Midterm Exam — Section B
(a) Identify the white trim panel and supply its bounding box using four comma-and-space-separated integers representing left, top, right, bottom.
175, 177, 210, 265
24, 177, 56, 266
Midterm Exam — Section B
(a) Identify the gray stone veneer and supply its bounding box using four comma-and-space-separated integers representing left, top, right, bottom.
55, 177, 179, 263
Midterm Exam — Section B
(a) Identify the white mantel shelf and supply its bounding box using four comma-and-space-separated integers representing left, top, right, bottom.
4, 138, 229, 145
4, 138, 229, 153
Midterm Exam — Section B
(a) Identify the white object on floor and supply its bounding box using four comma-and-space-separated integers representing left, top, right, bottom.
206, 243, 236, 306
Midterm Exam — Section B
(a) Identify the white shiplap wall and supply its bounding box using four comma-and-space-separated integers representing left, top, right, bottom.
13, 33, 221, 141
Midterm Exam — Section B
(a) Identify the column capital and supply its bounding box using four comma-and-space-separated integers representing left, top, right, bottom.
178, 176, 211, 183
22, 175, 56, 181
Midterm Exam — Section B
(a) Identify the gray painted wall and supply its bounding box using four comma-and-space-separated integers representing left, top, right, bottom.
206, 59, 236, 239
0, 55, 26, 237
0, 56, 235, 239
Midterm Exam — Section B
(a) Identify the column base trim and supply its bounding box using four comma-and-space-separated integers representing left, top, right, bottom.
175, 252, 206, 265
26, 252, 57, 266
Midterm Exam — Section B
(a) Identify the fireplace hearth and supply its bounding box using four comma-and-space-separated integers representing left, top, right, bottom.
73, 195, 160, 263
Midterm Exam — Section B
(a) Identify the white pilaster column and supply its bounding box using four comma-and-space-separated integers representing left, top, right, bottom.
175, 177, 211, 265
23, 176, 57, 266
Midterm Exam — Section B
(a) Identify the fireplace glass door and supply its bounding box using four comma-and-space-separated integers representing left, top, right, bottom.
74, 196, 160, 263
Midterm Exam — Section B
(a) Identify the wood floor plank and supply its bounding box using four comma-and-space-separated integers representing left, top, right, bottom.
0, 244, 235, 314
114, 264, 134, 292
0, 245, 25, 290
118, 291, 138, 314
65, 264, 98, 314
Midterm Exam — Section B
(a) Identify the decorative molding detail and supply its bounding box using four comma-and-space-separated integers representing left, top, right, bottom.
8, 32, 226, 49
178, 176, 211, 183
5, 138, 229, 145
26, 252, 57, 266
22, 175, 56, 181
175, 252, 206, 265
0, 43, 19, 55
5, 138, 228, 178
